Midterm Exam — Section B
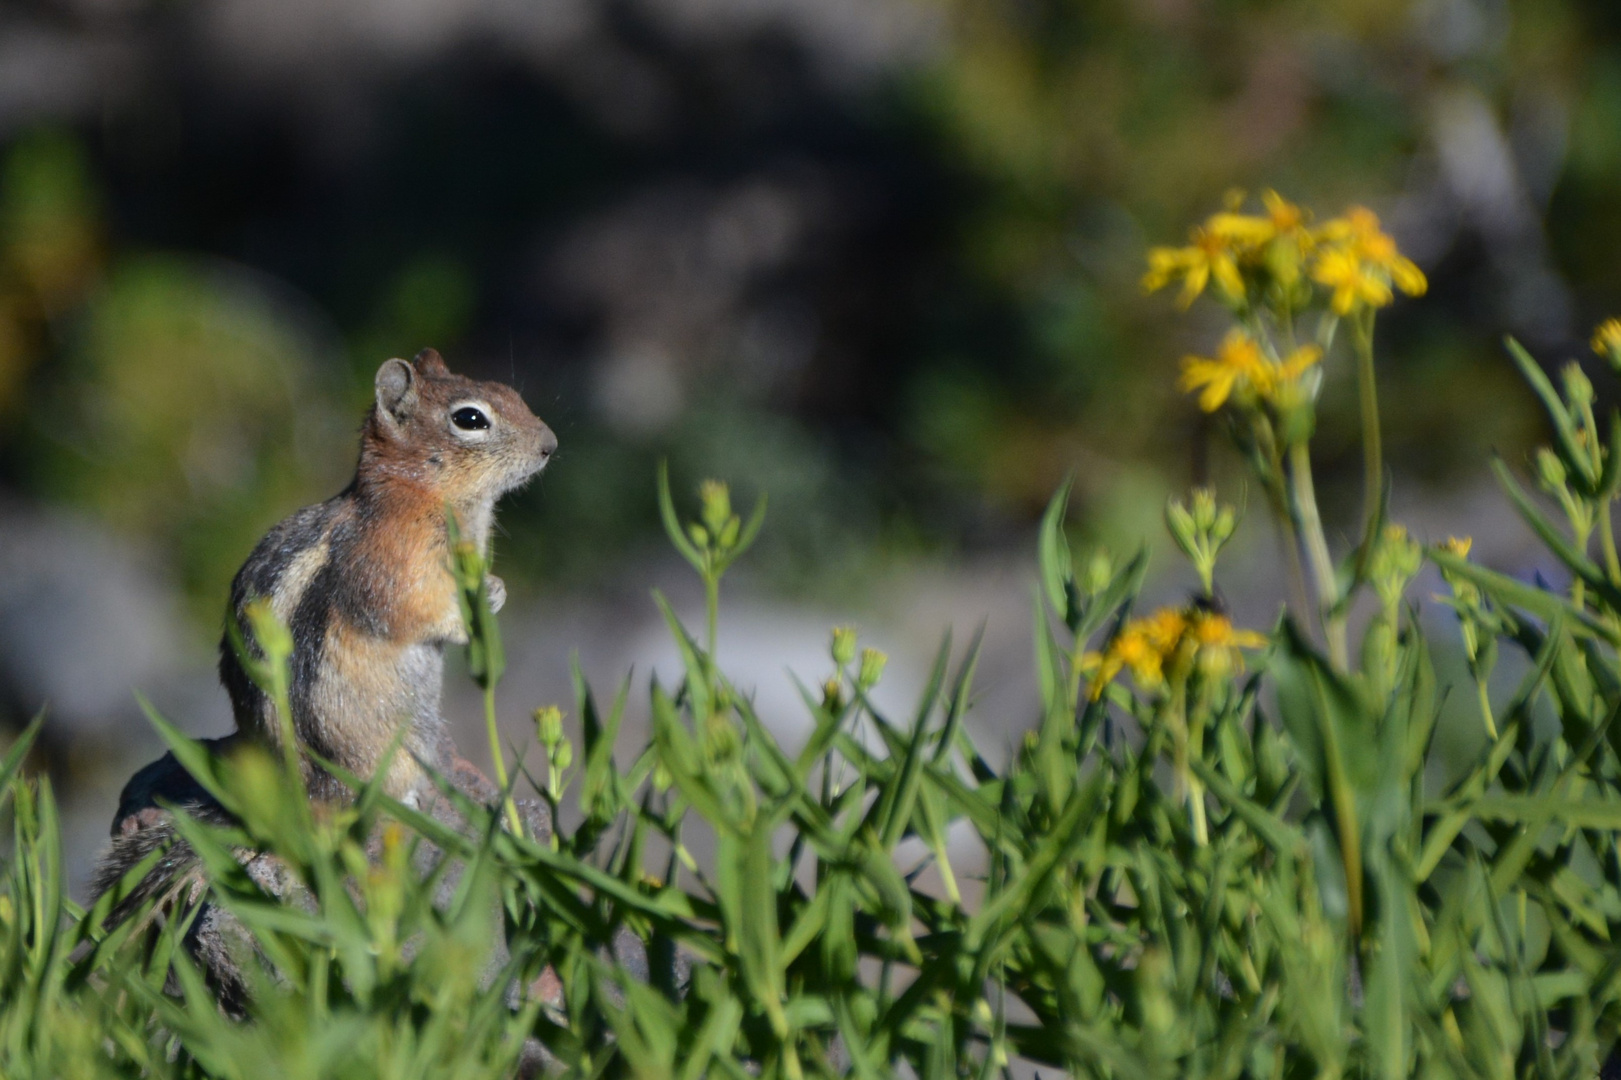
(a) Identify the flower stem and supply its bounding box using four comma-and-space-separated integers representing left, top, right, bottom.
704, 574, 720, 658
1476, 677, 1498, 741
1601, 498, 1621, 586
1288, 440, 1349, 670
484, 684, 523, 836
1353, 311, 1384, 565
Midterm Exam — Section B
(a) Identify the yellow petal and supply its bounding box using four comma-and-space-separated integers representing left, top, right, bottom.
1213, 254, 1246, 301
1178, 262, 1210, 308
1390, 256, 1426, 297
1206, 212, 1274, 244
1278, 344, 1323, 380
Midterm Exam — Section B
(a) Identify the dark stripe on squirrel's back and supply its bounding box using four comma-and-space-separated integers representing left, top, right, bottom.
288, 559, 336, 745
218, 499, 338, 726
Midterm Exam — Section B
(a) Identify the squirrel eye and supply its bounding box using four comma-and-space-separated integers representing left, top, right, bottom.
451, 406, 490, 431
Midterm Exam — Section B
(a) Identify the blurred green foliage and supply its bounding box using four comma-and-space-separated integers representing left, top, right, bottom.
4, 0, 1621, 615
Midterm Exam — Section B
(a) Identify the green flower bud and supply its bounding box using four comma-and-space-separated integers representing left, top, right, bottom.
831, 626, 857, 667
858, 647, 888, 689
698, 479, 732, 535
688, 523, 709, 548
534, 705, 564, 747
1190, 488, 1218, 532
703, 713, 741, 766
1563, 362, 1595, 409
1165, 497, 1196, 555
1536, 447, 1568, 491
1082, 550, 1113, 596
551, 738, 574, 773
1369, 523, 1421, 611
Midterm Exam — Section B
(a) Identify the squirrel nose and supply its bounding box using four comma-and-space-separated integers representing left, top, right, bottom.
537, 425, 558, 460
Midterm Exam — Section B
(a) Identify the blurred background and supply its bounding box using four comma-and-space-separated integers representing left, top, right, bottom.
0, 0, 1613, 888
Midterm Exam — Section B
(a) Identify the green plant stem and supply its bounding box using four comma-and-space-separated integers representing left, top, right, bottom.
1288, 440, 1349, 670
1476, 678, 1498, 741
1186, 719, 1208, 848
1353, 311, 1383, 563
1601, 499, 1621, 586
484, 686, 522, 836
1257, 420, 1314, 637
705, 573, 720, 659
1573, 520, 1593, 610
1066, 643, 1087, 720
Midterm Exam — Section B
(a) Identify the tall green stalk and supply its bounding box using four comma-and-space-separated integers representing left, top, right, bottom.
1352, 310, 1384, 563
1288, 440, 1348, 670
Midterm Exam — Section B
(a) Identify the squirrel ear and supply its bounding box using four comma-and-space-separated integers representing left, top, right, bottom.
375, 359, 419, 424
413, 347, 449, 377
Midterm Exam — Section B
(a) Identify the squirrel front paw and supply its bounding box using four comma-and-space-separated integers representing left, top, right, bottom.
485, 574, 506, 613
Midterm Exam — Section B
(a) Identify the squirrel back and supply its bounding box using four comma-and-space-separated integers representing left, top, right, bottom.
218, 348, 555, 802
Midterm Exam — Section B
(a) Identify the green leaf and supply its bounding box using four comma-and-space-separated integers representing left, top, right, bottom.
717, 493, 768, 574
1505, 336, 1596, 489
1037, 478, 1076, 624
576, 655, 629, 821
653, 589, 712, 723
0, 713, 40, 817
1492, 457, 1621, 613
1078, 546, 1150, 642
1429, 546, 1618, 644
1459, 793, 1621, 830
657, 458, 707, 574
1189, 759, 1305, 857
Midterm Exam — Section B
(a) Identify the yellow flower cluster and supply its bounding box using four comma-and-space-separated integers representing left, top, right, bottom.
1592, 318, 1621, 362
1144, 192, 1426, 314
1439, 535, 1472, 559
1310, 207, 1426, 314
1178, 328, 1321, 413
1084, 606, 1268, 699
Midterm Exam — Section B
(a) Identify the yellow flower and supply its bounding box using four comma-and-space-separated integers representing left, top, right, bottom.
1179, 330, 1267, 411
1261, 190, 1307, 236
1311, 206, 1425, 313
1592, 318, 1621, 359
1084, 606, 1266, 699
1440, 535, 1472, 559
1140, 608, 1188, 653
1207, 190, 1310, 247
1143, 226, 1246, 308
1204, 211, 1275, 246
1112, 628, 1166, 687
1178, 331, 1322, 412
1311, 247, 1393, 314
1187, 610, 1267, 680
1265, 343, 1325, 409
1188, 611, 1268, 650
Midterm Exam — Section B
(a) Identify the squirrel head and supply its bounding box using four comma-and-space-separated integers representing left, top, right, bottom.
364, 348, 556, 506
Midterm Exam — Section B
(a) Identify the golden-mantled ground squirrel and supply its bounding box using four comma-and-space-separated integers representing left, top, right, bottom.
90, 349, 555, 980
219, 346, 554, 804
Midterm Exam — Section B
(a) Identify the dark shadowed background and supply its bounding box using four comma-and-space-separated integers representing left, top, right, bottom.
0, 0, 1612, 889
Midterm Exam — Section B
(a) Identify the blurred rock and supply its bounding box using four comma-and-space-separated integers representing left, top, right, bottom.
0, 502, 187, 734
549, 174, 832, 433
